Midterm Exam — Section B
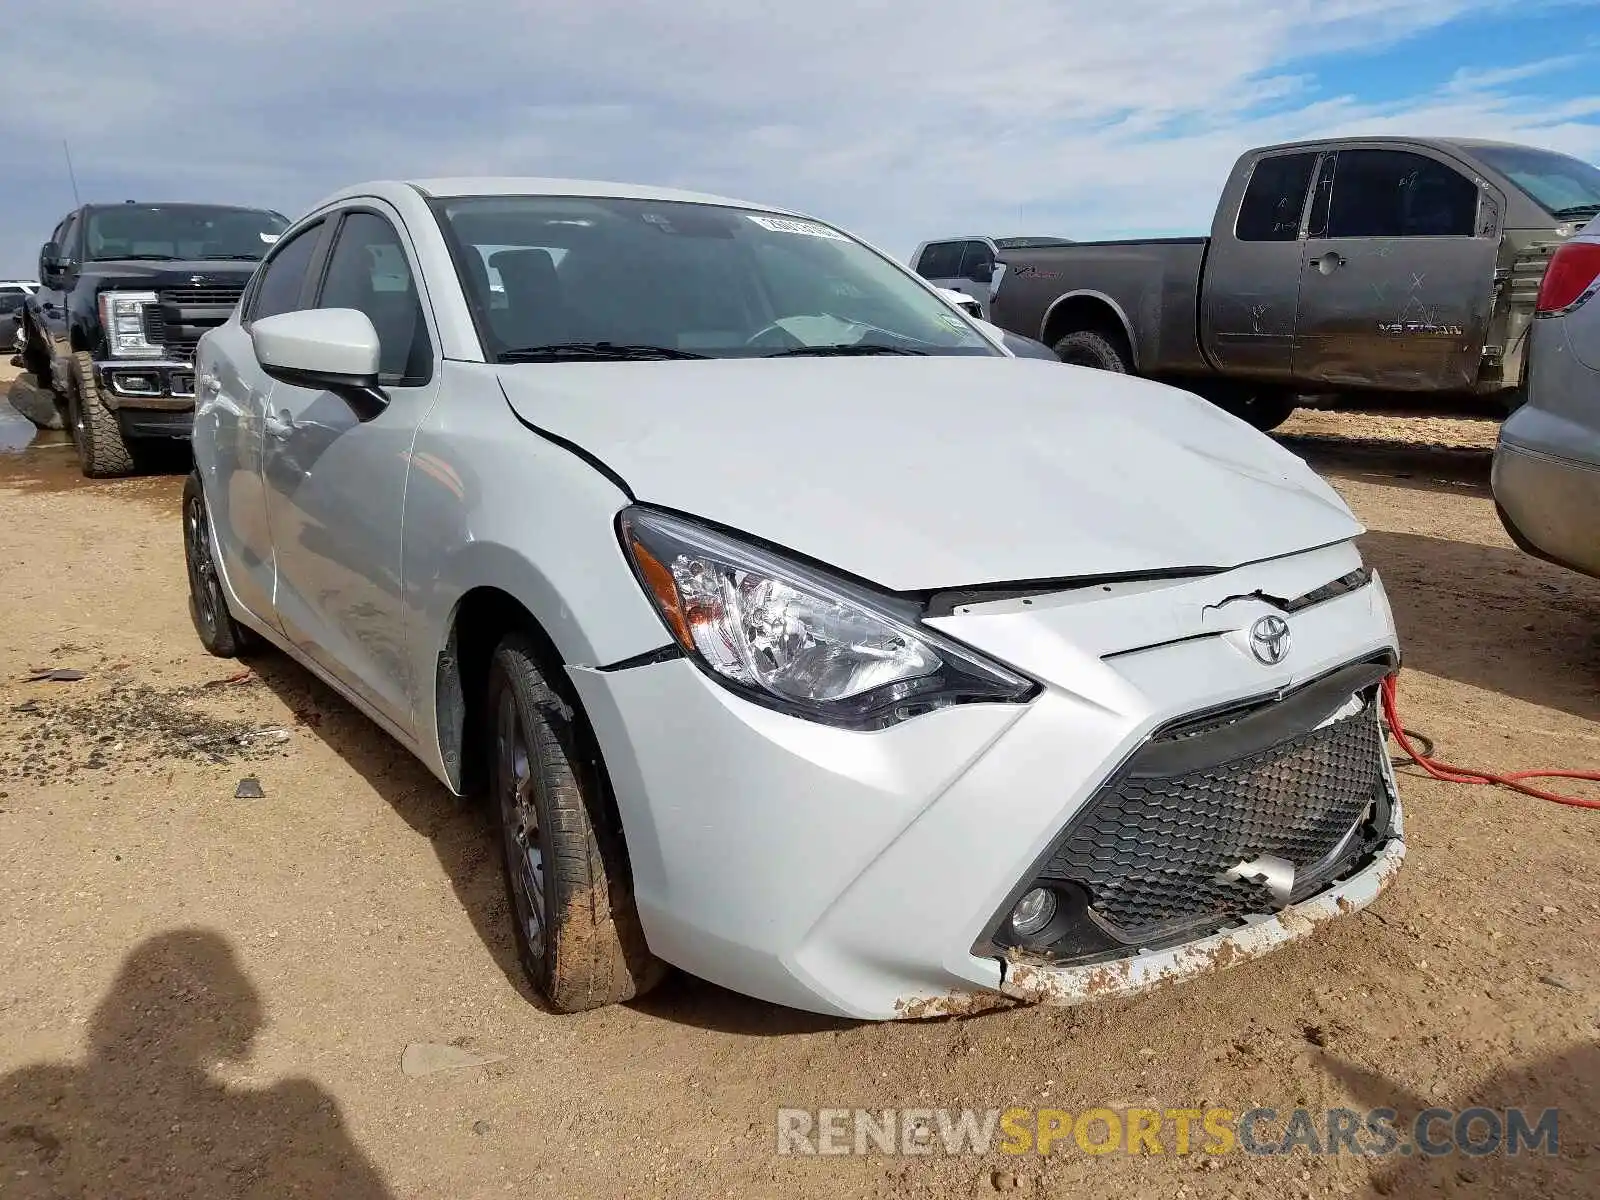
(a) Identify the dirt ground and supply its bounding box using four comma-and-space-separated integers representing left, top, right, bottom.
0, 372, 1595, 1199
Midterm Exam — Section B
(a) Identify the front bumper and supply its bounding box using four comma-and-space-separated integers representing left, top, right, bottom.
999, 838, 1404, 1007
93, 358, 197, 412
569, 541, 1403, 1020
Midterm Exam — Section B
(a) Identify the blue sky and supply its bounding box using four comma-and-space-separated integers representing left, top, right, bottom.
1, 0, 1597, 277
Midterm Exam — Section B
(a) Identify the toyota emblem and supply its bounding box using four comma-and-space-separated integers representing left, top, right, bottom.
1249, 615, 1291, 665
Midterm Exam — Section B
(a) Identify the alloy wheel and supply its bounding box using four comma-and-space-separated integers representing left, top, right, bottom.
497, 691, 546, 964
184, 493, 221, 639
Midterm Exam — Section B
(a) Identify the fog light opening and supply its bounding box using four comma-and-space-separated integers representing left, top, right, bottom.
1009, 887, 1057, 937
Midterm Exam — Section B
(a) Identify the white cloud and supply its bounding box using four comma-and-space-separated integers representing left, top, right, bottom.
0, 0, 1596, 275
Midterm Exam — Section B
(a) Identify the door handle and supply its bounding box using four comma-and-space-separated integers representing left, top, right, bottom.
198, 373, 221, 398
1314, 251, 1346, 275
263, 410, 295, 439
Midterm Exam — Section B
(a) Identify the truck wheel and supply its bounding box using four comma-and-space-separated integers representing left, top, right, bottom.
487, 633, 664, 1012
68, 352, 135, 478
20, 317, 53, 390
182, 472, 259, 658
1052, 330, 1129, 373
1228, 392, 1299, 433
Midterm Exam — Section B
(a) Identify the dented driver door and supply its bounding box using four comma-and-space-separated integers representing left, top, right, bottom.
1294, 146, 1501, 392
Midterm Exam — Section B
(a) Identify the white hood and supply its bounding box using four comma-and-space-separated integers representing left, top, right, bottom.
497, 357, 1361, 591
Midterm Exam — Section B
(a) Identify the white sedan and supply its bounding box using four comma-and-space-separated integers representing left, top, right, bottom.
185, 177, 1404, 1019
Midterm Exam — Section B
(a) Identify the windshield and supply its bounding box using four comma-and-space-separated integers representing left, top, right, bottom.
432, 196, 997, 360
1469, 146, 1600, 218
84, 205, 289, 262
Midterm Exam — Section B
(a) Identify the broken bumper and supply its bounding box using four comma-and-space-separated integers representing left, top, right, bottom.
569, 541, 1402, 1021
999, 837, 1405, 1006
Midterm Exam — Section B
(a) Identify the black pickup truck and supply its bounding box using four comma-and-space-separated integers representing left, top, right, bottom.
988, 137, 1600, 429
20, 201, 289, 476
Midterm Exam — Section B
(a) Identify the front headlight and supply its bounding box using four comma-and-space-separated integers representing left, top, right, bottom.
98, 290, 162, 358
618, 507, 1037, 730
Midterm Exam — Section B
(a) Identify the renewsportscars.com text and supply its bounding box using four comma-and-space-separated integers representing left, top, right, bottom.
776, 1106, 1560, 1158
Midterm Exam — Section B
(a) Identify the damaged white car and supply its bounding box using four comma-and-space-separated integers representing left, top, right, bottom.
185, 177, 1404, 1019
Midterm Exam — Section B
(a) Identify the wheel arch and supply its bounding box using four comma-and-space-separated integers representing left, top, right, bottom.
425, 535, 665, 798
1039, 291, 1138, 369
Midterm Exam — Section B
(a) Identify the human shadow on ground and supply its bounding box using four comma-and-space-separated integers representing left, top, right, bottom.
0, 928, 392, 1199
1325, 1041, 1598, 1198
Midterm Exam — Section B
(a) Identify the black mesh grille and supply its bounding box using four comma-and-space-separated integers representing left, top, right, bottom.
1039, 697, 1385, 939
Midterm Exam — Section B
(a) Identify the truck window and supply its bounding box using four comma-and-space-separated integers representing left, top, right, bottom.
1464, 144, 1600, 219
915, 242, 963, 278
1326, 149, 1479, 238
1235, 153, 1318, 241
59, 214, 83, 260
957, 240, 995, 281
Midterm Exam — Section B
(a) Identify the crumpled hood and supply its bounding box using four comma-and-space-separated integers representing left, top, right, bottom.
497, 357, 1362, 591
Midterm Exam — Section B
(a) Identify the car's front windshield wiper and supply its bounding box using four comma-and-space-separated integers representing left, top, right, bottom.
1550, 203, 1600, 220
94, 254, 181, 262
198, 253, 264, 261
497, 342, 710, 362
765, 343, 928, 357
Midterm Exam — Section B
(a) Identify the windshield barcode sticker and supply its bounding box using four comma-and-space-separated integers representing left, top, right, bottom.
746, 215, 848, 241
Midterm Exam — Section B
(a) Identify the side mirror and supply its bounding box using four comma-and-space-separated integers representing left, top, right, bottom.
250, 308, 387, 420
966, 260, 994, 285
39, 241, 64, 280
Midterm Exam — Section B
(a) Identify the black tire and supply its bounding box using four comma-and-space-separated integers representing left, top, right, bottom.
20, 316, 52, 390
1225, 391, 1299, 433
182, 472, 257, 658
69, 351, 135, 477
487, 634, 663, 1012
1051, 329, 1129, 373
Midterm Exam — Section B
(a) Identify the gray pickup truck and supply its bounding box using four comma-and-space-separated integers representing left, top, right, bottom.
988, 136, 1600, 429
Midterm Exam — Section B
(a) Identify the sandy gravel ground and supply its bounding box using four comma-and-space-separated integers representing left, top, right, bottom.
0, 376, 1595, 1199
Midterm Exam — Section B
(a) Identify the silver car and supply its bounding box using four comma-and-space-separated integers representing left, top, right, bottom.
1493, 219, 1600, 578
184, 177, 1402, 1020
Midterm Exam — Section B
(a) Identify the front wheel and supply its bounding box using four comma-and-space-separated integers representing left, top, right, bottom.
1222, 391, 1299, 433
69, 352, 135, 477
487, 634, 663, 1012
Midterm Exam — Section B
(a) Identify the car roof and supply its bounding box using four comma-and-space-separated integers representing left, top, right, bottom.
315, 177, 801, 218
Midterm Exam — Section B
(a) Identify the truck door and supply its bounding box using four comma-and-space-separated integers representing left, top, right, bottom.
1201, 150, 1320, 378
1293, 147, 1499, 391
35, 215, 76, 377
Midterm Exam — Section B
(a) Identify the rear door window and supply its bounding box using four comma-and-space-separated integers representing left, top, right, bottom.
1236, 153, 1319, 241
